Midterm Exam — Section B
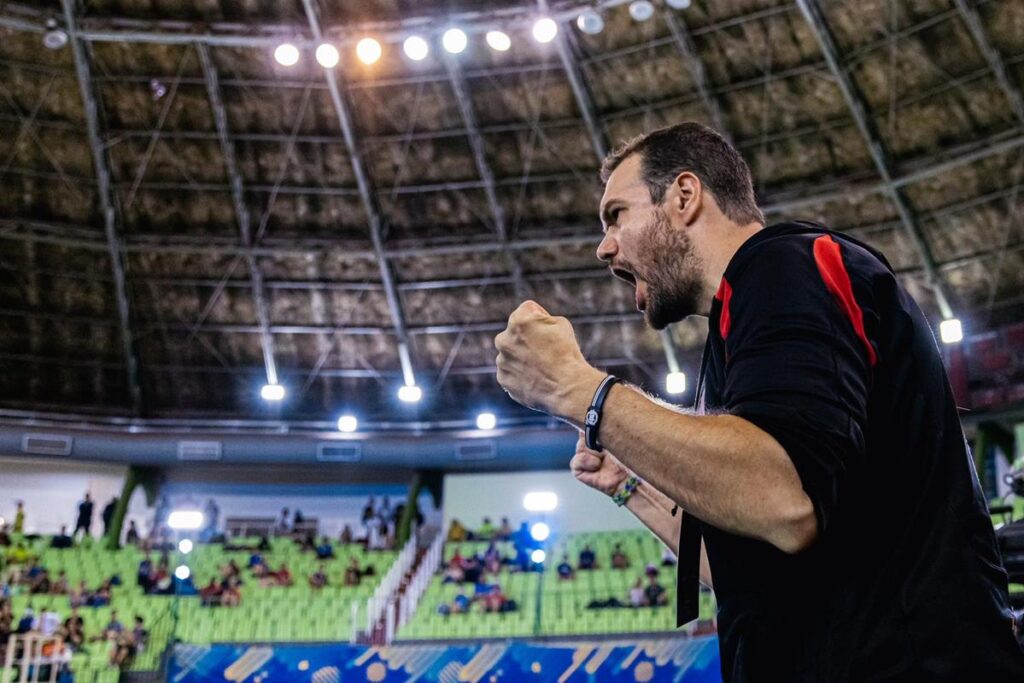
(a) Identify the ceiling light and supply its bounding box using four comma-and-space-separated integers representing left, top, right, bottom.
576, 10, 604, 35
530, 522, 550, 542
629, 1, 655, 22
356, 37, 382, 65
442, 28, 468, 54
337, 415, 358, 433
174, 565, 191, 581
666, 371, 686, 395
178, 539, 193, 554
666, 0, 692, 9
167, 510, 204, 531
42, 18, 68, 50
532, 17, 558, 44
261, 383, 285, 401
315, 42, 339, 68
476, 412, 497, 430
531, 549, 546, 563
939, 318, 963, 344
274, 43, 300, 67
523, 492, 558, 512
398, 384, 423, 403
485, 30, 511, 52
403, 35, 429, 61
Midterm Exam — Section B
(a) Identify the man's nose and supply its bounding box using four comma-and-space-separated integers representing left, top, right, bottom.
596, 234, 618, 263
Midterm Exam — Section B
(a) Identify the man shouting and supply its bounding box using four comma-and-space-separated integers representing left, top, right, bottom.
494, 122, 1024, 681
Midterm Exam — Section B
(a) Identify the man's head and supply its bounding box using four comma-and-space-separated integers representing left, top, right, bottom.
598, 122, 764, 327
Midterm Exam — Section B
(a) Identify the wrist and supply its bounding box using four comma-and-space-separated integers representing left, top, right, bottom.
555, 366, 607, 427
611, 475, 641, 507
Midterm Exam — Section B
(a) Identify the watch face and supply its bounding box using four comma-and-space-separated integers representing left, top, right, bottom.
585, 409, 599, 426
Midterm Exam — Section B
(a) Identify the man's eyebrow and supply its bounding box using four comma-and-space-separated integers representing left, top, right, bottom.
600, 200, 623, 229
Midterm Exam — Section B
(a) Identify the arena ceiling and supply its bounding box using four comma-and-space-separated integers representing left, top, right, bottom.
0, 0, 1022, 432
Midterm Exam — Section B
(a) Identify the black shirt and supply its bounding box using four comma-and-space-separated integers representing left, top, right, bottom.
681, 222, 1024, 681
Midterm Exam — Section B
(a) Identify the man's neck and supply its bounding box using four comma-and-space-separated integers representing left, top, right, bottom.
701, 221, 765, 304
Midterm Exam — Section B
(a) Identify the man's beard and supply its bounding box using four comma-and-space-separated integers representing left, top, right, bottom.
632, 210, 706, 330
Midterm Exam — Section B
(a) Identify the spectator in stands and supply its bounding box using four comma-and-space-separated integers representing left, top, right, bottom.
344, 557, 362, 587
248, 548, 265, 568
629, 578, 645, 607
5, 542, 31, 565
90, 580, 113, 606
611, 543, 630, 570
644, 563, 659, 579
30, 569, 51, 594
221, 577, 241, 607
463, 556, 483, 584
98, 611, 123, 641
378, 497, 392, 528
51, 525, 73, 549
0, 522, 10, 546
225, 559, 241, 579
309, 564, 328, 590
557, 555, 575, 581
293, 509, 306, 527
481, 584, 512, 613
644, 574, 668, 607
447, 519, 468, 543
101, 497, 118, 537
339, 524, 354, 545
73, 493, 94, 539
199, 579, 222, 607
125, 520, 140, 546
277, 508, 291, 534
361, 497, 376, 530
15, 608, 33, 634
13, 501, 25, 534
51, 570, 68, 595
69, 581, 88, 609
263, 563, 293, 587
110, 616, 146, 668
497, 517, 513, 540
661, 547, 677, 566
452, 590, 471, 614
61, 608, 84, 650
483, 542, 502, 574
137, 554, 154, 592
315, 537, 335, 560
0, 602, 11, 649
251, 556, 269, 579
203, 499, 220, 539
478, 517, 495, 540
578, 545, 597, 570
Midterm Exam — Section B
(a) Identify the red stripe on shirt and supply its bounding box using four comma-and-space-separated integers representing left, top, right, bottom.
812, 235, 878, 367
715, 277, 733, 339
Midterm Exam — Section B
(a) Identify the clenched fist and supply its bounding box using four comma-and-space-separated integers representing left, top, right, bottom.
570, 434, 631, 497
494, 301, 605, 421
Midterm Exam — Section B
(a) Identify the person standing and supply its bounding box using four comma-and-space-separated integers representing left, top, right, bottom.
102, 497, 118, 537
73, 494, 94, 539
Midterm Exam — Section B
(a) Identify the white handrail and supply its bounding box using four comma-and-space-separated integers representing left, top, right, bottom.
390, 529, 444, 641
364, 527, 419, 635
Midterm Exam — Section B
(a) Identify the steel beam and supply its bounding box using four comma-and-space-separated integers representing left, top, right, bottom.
797, 0, 955, 319
663, 10, 733, 144
952, 0, 1024, 127
196, 42, 279, 385
60, 0, 144, 414
301, 0, 417, 387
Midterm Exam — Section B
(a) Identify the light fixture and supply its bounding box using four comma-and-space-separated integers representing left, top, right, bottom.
315, 42, 340, 68
940, 318, 963, 344
42, 18, 68, 50
530, 549, 546, 563
530, 522, 551, 542
167, 510, 204, 531
356, 37, 382, 65
403, 35, 429, 61
442, 28, 468, 54
476, 412, 497, 431
665, 0, 692, 8
274, 43, 300, 67
523, 492, 558, 512
576, 10, 604, 35
178, 539, 193, 554
337, 415, 358, 433
485, 30, 511, 52
532, 17, 558, 44
666, 371, 686, 395
628, 0, 655, 21
174, 565, 191, 581
261, 383, 285, 401
398, 384, 423, 403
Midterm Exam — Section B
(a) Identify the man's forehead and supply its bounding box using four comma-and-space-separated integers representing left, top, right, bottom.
601, 155, 645, 207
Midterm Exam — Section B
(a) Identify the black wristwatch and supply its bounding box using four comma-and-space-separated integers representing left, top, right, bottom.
584, 374, 621, 451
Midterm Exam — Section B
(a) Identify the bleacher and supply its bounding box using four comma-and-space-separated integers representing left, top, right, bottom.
397, 530, 717, 641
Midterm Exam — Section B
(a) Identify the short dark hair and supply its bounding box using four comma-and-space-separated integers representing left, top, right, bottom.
601, 122, 764, 226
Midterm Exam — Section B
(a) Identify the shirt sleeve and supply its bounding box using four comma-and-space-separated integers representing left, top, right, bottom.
721, 235, 879, 537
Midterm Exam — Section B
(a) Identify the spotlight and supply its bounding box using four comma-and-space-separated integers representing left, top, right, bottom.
42, 18, 68, 51
315, 42, 340, 68
531, 549, 546, 563
629, 0, 655, 21
530, 522, 551, 542
167, 510, 204, 531
261, 383, 285, 401
523, 492, 558, 512
150, 79, 167, 101
356, 37, 382, 65
665, 0, 692, 8
666, 371, 686, 395
274, 43, 300, 67
485, 30, 511, 52
476, 412, 497, 431
403, 35, 429, 61
398, 384, 423, 403
442, 28, 468, 54
940, 318, 963, 345
178, 539, 193, 554
532, 17, 558, 44
576, 10, 604, 35
337, 414, 358, 433
174, 565, 191, 581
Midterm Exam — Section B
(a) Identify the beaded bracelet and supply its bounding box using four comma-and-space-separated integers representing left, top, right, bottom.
611, 475, 640, 507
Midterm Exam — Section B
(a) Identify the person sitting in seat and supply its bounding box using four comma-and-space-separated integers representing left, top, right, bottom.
110, 616, 146, 668
497, 517, 513, 540
315, 537, 335, 560
478, 517, 495, 540
50, 526, 73, 549
69, 581, 89, 609
447, 519, 468, 543
309, 564, 328, 590
452, 590, 471, 614
611, 543, 630, 570
51, 570, 68, 595
199, 579, 222, 607
61, 607, 85, 650
264, 563, 292, 587
557, 555, 575, 581
339, 525, 354, 545
629, 577, 645, 608
221, 576, 242, 607
344, 557, 362, 587
483, 542, 502, 574
643, 574, 668, 607
578, 545, 597, 570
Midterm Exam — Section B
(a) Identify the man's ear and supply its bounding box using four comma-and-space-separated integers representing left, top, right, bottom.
670, 172, 703, 226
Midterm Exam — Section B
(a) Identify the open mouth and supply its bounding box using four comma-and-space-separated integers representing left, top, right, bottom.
611, 267, 647, 312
